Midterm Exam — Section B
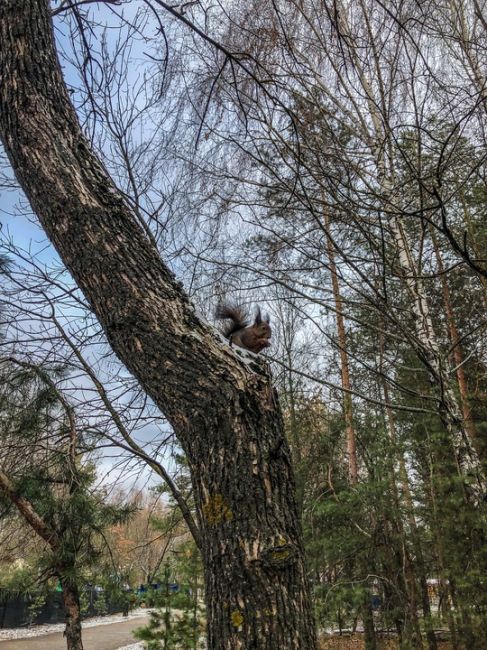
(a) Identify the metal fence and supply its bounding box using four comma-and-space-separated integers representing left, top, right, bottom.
0, 589, 123, 629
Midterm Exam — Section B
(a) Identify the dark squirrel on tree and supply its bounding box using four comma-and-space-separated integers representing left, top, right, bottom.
215, 304, 271, 354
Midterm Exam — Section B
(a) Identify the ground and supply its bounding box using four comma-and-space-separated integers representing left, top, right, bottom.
319, 635, 454, 649
1, 615, 456, 650
0, 610, 149, 650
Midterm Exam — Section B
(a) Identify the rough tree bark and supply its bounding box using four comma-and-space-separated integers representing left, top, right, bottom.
60, 578, 84, 650
0, 2, 316, 648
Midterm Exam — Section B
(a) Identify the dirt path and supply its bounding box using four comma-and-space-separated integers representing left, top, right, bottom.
0, 616, 149, 650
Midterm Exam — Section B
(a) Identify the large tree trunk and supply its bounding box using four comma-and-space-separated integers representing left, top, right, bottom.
0, 2, 316, 648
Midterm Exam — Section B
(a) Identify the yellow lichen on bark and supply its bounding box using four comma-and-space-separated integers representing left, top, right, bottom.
230, 610, 244, 628
202, 494, 233, 525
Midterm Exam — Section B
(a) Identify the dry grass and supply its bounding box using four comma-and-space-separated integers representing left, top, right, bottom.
319, 634, 454, 649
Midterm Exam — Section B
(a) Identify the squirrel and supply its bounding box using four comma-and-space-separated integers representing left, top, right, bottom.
215, 303, 271, 353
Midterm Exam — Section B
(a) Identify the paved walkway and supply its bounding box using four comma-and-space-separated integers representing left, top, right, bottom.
0, 616, 149, 650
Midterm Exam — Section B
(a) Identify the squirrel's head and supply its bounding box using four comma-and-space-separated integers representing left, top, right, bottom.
253, 307, 272, 345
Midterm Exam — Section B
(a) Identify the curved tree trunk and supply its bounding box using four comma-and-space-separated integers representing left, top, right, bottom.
0, 2, 316, 648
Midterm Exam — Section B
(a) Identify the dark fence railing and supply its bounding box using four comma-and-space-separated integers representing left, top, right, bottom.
0, 589, 124, 629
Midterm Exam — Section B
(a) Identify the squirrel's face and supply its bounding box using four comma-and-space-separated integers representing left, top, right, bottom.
254, 322, 271, 340
253, 310, 272, 346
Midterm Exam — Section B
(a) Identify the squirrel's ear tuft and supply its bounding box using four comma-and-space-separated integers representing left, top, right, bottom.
254, 306, 262, 324
265, 313, 270, 324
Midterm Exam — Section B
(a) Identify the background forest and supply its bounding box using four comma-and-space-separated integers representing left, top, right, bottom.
0, 0, 486, 649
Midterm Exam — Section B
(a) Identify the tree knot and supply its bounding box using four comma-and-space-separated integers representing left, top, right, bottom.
261, 538, 297, 569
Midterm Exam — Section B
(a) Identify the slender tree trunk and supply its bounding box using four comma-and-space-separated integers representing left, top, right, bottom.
0, 470, 84, 649
362, 591, 378, 650
324, 211, 358, 484
430, 228, 482, 457
324, 211, 378, 646
391, 219, 468, 458
0, 3, 316, 648
61, 578, 84, 650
